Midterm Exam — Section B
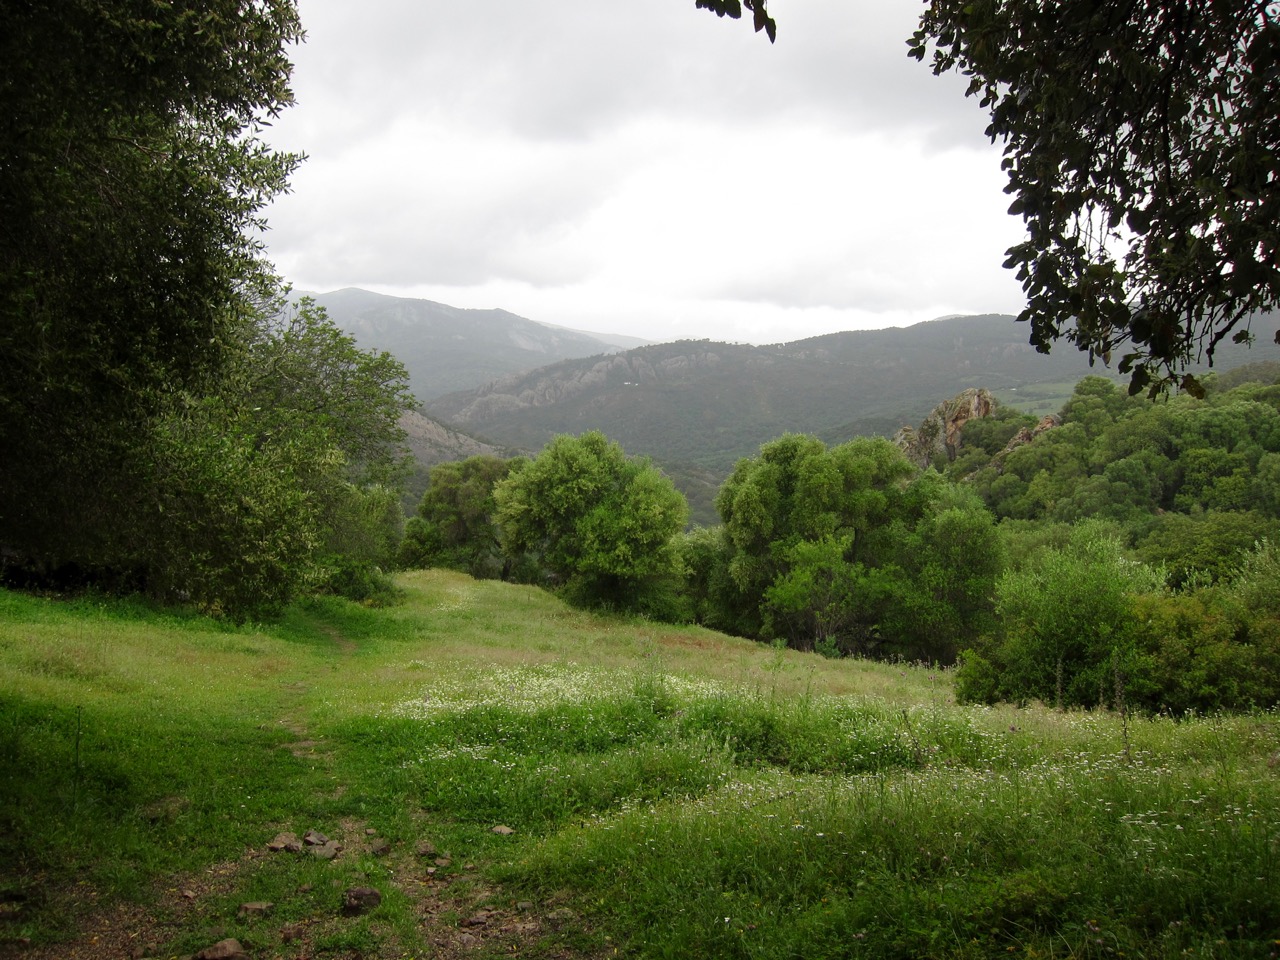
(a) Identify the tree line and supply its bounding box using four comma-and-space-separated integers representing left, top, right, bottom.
401, 366, 1280, 713
1, 3, 415, 618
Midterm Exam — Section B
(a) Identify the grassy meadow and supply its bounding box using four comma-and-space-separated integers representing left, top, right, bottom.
1, 571, 1278, 959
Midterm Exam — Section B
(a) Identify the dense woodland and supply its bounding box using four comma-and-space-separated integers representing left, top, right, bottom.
401, 364, 1280, 714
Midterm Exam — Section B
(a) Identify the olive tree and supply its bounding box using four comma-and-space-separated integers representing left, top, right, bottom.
494, 431, 688, 614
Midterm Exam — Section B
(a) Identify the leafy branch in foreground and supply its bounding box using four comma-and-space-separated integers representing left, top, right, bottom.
693, 0, 776, 42
910, 1, 1280, 395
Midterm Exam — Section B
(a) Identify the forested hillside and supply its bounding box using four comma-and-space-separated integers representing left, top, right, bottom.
310, 287, 645, 401
402, 362, 1280, 714
424, 313, 1279, 523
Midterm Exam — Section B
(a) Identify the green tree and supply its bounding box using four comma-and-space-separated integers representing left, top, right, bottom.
244, 297, 415, 488
674, 525, 740, 631
1135, 510, 1280, 587
715, 435, 918, 639
137, 298, 414, 617
909, 2, 1280, 394
219, 296, 414, 606
494, 432, 688, 615
1, 1, 304, 586
762, 536, 865, 654
959, 524, 1165, 707
885, 487, 1005, 662
399, 455, 517, 579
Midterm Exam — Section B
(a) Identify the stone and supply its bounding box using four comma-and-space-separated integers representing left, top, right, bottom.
302, 829, 328, 846
281, 922, 305, 943
370, 838, 392, 857
433, 857, 452, 868
416, 840, 438, 857
194, 939, 249, 960
237, 901, 273, 919
491, 824, 515, 836
268, 831, 304, 853
516, 900, 534, 912
342, 886, 382, 916
311, 840, 342, 860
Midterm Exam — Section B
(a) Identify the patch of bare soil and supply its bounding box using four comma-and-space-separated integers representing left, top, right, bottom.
0, 827, 573, 960
0, 640, 579, 960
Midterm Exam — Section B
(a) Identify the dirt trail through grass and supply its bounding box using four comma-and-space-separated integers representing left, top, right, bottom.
0, 597, 577, 960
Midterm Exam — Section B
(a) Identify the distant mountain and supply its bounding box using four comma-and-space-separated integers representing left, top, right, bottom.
424, 314, 1084, 472
307, 288, 647, 402
425, 312, 1280, 524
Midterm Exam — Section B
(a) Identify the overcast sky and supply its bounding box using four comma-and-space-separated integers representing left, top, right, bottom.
261, 0, 1030, 345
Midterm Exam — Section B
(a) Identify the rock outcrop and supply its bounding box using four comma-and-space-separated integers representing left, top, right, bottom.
895, 387, 996, 467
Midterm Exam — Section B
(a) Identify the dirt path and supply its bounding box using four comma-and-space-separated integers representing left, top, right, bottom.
0, 621, 572, 960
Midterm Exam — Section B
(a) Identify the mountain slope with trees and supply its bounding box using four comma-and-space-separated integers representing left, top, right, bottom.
309, 288, 647, 401
425, 313, 1279, 522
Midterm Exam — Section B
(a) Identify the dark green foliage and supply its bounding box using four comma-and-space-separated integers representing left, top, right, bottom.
1, 0, 303, 577
673, 526, 740, 631
969, 375, 1280, 527
880, 486, 1005, 662
694, 0, 776, 42
958, 528, 1280, 712
957, 523, 1165, 708
711, 436, 1000, 660
0, 1, 427, 617
1120, 542, 1280, 713
494, 432, 689, 614
1135, 510, 1280, 587
911, 2, 1280, 393
398, 455, 516, 578
714, 434, 912, 643
140, 302, 413, 617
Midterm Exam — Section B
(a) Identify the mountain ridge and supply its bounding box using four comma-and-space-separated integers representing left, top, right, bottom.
306, 287, 649, 402
423, 311, 1280, 523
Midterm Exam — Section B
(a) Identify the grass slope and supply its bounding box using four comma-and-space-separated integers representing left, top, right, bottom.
1, 574, 1278, 958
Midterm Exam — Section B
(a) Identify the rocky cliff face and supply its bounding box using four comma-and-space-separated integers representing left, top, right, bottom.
399, 410, 507, 466
992, 414, 1061, 467
895, 387, 996, 467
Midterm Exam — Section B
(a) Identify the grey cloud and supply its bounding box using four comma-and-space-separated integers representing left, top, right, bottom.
284, 0, 991, 146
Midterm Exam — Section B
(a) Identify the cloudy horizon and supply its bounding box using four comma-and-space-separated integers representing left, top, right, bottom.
261, 0, 1030, 346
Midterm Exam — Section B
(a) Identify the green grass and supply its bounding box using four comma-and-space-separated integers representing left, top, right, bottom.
2, 571, 1278, 958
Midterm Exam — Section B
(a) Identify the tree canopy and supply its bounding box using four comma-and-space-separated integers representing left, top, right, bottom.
494, 432, 688, 612
1, 1, 306, 582
0, 2, 421, 616
910, 1, 1280, 394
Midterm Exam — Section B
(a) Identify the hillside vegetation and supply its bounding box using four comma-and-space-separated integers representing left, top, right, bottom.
312, 288, 644, 403
2, 576, 1277, 959
421, 313, 1280, 524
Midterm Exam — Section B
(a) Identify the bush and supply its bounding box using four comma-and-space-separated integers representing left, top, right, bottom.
957, 523, 1163, 707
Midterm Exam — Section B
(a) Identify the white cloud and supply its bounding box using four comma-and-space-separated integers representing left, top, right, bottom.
262, 0, 1028, 344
